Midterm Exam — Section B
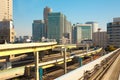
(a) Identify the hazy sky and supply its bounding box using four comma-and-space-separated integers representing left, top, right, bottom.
14, 0, 120, 36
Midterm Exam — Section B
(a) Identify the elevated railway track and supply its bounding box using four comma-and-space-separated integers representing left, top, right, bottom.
83, 49, 120, 80
55, 48, 120, 80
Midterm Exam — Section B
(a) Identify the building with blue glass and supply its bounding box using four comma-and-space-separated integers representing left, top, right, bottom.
32, 20, 45, 42
47, 12, 67, 43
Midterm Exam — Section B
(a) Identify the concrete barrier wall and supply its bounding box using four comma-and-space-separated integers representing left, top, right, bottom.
54, 48, 120, 80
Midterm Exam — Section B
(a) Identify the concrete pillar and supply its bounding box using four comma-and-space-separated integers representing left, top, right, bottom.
10, 54, 15, 59
6, 56, 10, 62
39, 51, 45, 61
63, 48, 67, 74
86, 44, 89, 53
24, 66, 31, 77
39, 67, 43, 80
90, 56, 93, 61
34, 51, 39, 80
61, 50, 63, 56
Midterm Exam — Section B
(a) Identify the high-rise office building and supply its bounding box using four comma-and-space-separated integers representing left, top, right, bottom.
43, 6, 52, 38
47, 12, 66, 43
0, 0, 15, 43
0, 0, 13, 21
73, 24, 92, 43
32, 20, 45, 42
0, 21, 15, 43
86, 22, 99, 33
107, 17, 120, 47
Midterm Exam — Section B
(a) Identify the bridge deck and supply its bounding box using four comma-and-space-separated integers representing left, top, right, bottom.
0, 42, 57, 56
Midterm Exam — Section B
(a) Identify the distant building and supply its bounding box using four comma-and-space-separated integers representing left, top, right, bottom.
32, 20, 45, 42
43, 6, 52, 38
86, 22, 99, 33
23, 36, 32, 42
72, 24, 76, 43
47, 12, 66, 43
93, 31, 107, 48
73, 24, 92, 44
0, 20, 15, 43
113, 17, 120, 22
64, 21, 72, 44
107, 17, 120, 47
0, 0, 13, 21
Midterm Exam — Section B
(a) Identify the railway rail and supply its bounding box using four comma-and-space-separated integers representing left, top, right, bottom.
83, 49, 120, 80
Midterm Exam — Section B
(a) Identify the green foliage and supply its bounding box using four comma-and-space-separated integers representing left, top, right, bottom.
105, 45, 116, 51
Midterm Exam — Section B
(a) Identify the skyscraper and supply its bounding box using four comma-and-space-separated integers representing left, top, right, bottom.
107, 17, 120, 47
47, 12, 66, 43
0, 0, 13, 21
43, 6, 52, 38
32, 20, 45, 42
0, 0, 15, 43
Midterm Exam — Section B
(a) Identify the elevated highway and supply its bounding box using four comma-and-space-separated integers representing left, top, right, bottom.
0, 42, 57, 80
0, 42, 57, 56
0, 48, 102, 79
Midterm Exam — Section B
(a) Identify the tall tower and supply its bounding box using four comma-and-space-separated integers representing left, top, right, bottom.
0, 0, 13, 21
43, 6, 52, 38
32, 20, 45, 42
47, 12, 67, 43
0, 0, 15, 43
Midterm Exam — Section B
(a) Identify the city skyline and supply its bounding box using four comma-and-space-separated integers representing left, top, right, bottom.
14, 0, 120, 36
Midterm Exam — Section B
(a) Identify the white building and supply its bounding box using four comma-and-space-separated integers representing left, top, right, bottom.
86, 22, 99, 33
73, 24, 92, 44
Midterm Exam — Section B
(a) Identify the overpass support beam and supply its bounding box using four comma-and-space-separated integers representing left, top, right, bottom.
6, 56, 10, 62
90, 56, 93, 61
61, 47, 67, 74
34, 51, 39, 80
63, 48, 67, 74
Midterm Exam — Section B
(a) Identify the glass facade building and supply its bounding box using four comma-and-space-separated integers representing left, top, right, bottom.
32, 20, 45, 42
47, 12, 66, 42
73, 24, 92, 43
